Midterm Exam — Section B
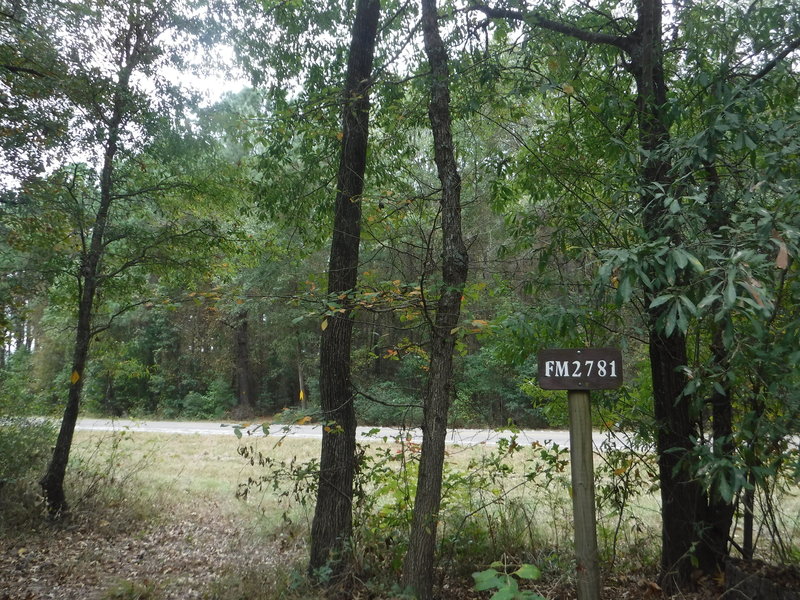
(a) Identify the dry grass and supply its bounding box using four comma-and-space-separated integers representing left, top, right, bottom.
69, 429, 323, 525
2, 428, 795, 599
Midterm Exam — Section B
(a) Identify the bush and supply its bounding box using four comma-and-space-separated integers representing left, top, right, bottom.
181, 378, 236, 419
0, 417, 57, 493
0, 417, 57, 524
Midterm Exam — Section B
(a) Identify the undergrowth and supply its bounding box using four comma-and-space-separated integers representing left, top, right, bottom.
234, 432, 662, 599
0, 416, 57, 530
0, 424, 160, 535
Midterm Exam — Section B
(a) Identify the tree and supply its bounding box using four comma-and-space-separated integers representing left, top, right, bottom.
308, 0, 381, 576
401, 0, 468, 596
32, 0, 210, 512
471, 0, 800, 587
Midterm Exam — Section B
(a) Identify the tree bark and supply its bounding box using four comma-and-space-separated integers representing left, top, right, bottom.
401, 0, 469, 596
40, 127, 117, 513
308, 0, 380, 577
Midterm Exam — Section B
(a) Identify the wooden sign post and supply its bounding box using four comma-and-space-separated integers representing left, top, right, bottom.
538, 348, 623, 600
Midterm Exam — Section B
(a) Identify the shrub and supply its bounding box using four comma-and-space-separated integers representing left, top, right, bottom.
0, 350, 49, 415
0, 417, 57, 526
0, 417, 57, 493
179, 378, 237, 419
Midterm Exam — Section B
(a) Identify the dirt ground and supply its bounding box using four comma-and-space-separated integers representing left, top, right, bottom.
0, 501, 300, 600
0, 506, 726, 600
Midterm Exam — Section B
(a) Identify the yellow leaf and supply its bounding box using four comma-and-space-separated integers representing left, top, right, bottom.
450, 327, 460, 335
297, 416, 312, 425
321, 319, 328, 331
562, 83, 575, 95
299, 389, 305, 401
17, 548, 27, 558
336, 131, 344, 140
70, 370, 80, 384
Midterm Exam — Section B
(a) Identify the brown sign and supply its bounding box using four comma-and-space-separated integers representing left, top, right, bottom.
538, 348, 623, 390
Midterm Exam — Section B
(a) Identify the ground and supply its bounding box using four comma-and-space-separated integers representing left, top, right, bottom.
0, 499, 298, 600
0, 504, 723, 600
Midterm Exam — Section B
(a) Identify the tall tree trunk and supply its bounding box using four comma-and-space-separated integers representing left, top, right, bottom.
39, 29, 140, 512
308, 0, 380, 577
633, 0, 709, 588
234, 308, 256, 412
695, 161, 736, 570
40, 137, 115, 513
401, 0, 468, 597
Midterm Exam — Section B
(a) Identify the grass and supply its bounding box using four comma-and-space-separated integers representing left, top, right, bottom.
70, 429, 322, 526
73, 431, 658, 554
4, 425, 797, 599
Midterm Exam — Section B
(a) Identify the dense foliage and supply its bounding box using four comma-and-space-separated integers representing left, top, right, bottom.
2, 0, 799, 593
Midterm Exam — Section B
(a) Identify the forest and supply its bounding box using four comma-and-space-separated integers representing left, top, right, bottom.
1, 0, 800, 598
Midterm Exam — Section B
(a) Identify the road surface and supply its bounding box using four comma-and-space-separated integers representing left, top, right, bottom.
74, 418, 633, 450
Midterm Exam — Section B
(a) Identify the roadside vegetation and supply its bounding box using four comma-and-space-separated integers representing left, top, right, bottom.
2, 423, 799, 599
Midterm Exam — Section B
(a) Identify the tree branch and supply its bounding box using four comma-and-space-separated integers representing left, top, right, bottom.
0, 63, 49, 78
468, 3, 634, 53
750, 36, 800, 84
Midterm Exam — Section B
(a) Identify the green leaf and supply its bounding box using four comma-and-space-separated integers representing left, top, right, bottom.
723, 280, 737, 310
493, 576, 520, 599
649, 294, 673, 309
686, 253, 704, 273
665, 303, 678, 336
697, 292, 720, 311
514, 564, 542, 580
717, 472, 733, 503
472, 569, 503, 592
678, 295, 697, 316
234, 427, 242, 439
618, 276, 633, 302
672, 248, 688, 269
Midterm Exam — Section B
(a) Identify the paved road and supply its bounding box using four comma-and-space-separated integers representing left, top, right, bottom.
75, 418, 632, 450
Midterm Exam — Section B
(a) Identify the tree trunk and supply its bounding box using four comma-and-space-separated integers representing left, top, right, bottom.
40, 189, 109, 513
467, 0, 740, 587
401, 0, 469, 596
39, 30, 138, 512
633, 0, 711, 588
701, 326, 735, 567
696, 160, 736, 570
308, 0, 380, 577
234, 308, 256, 412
